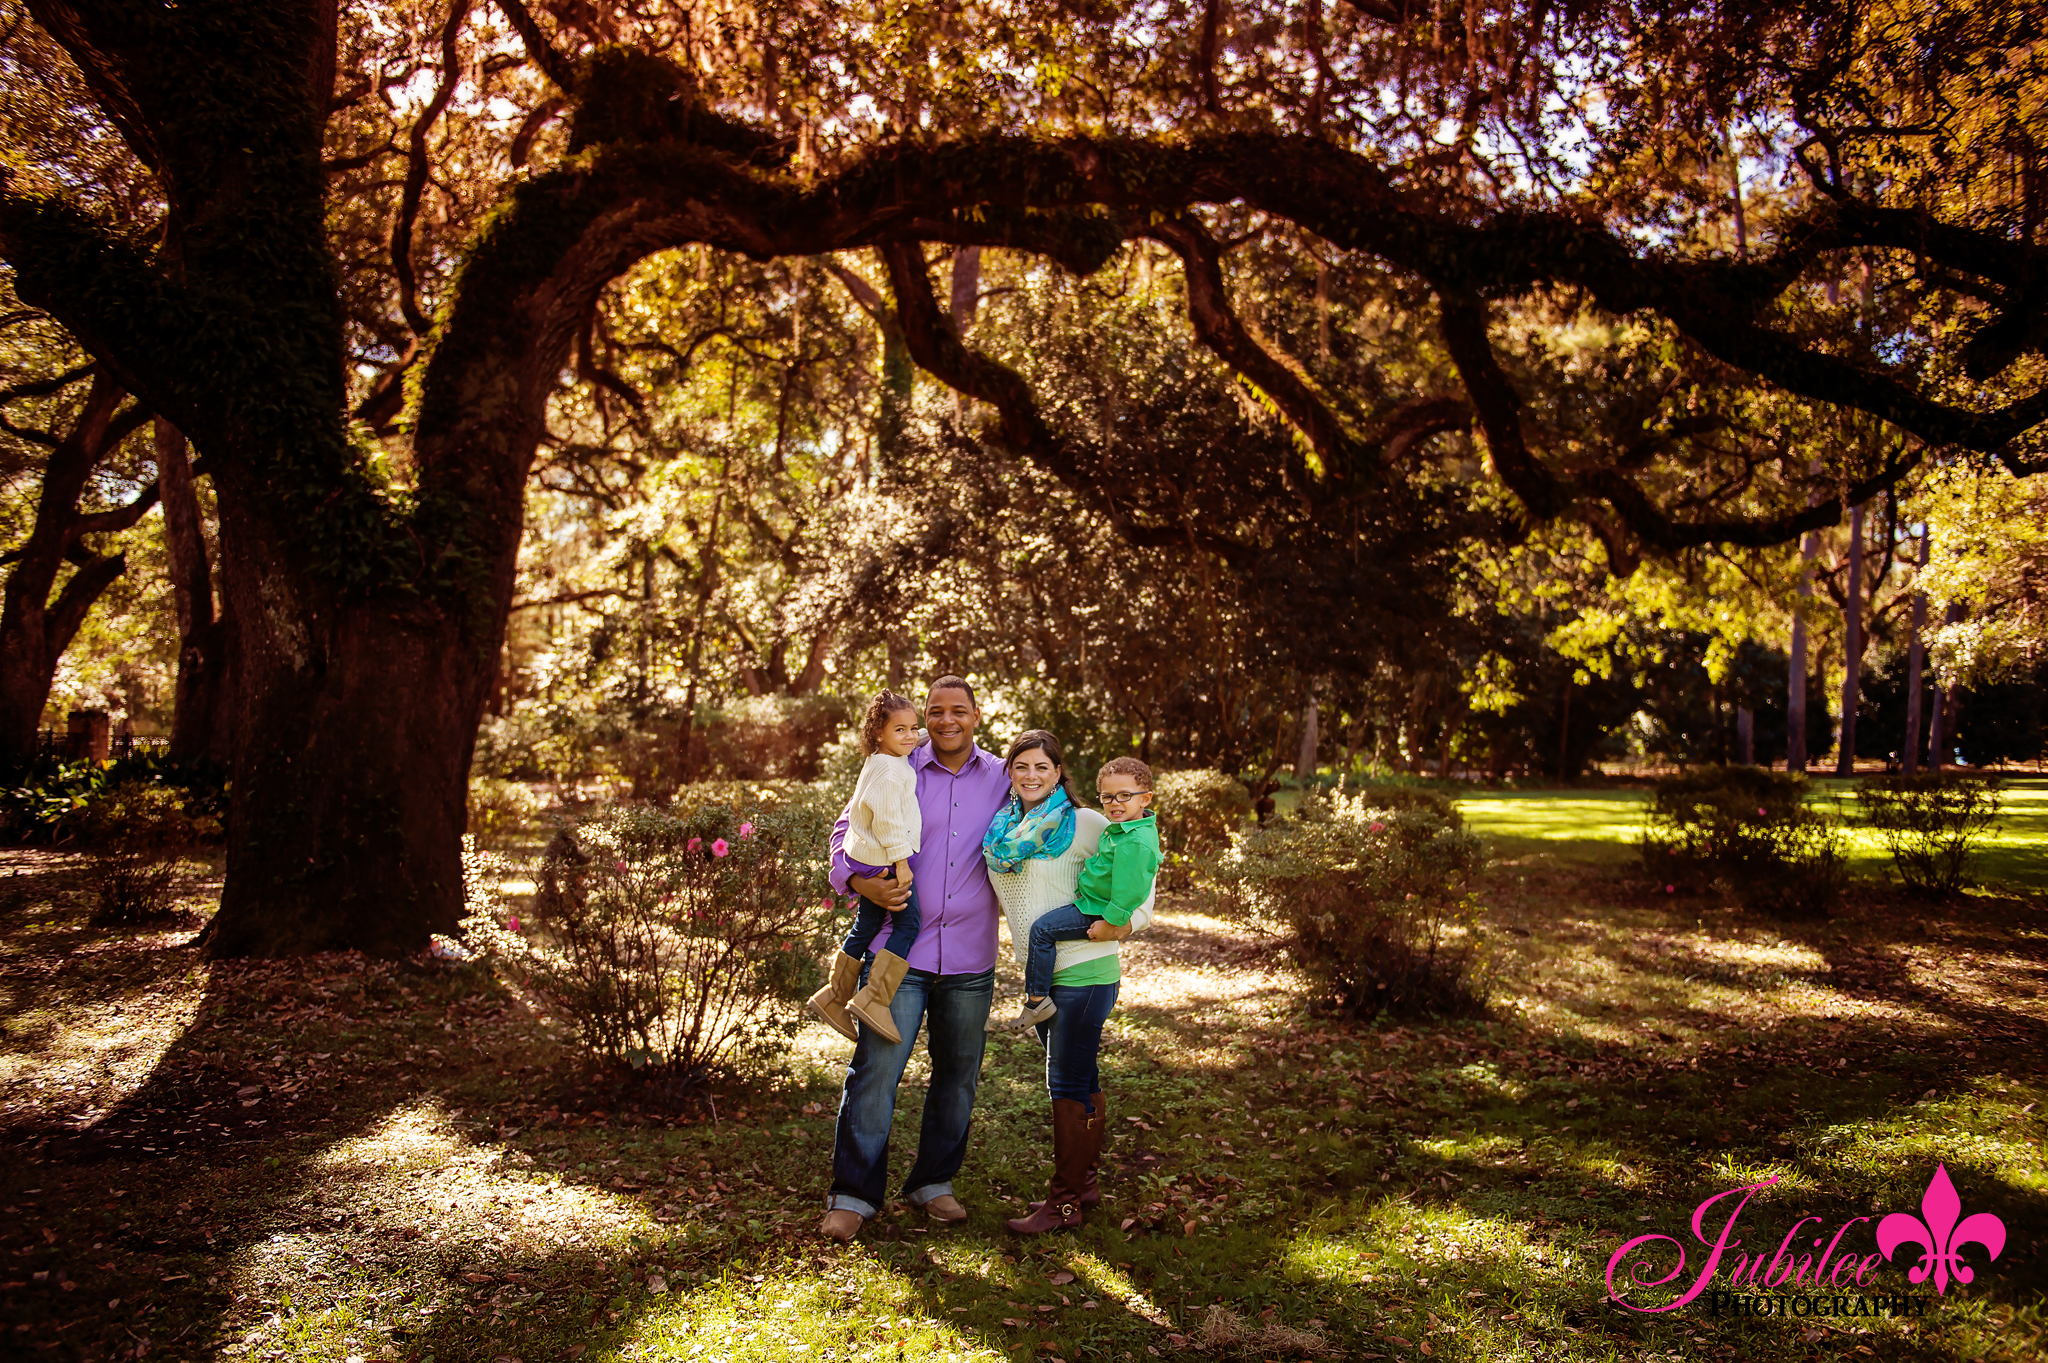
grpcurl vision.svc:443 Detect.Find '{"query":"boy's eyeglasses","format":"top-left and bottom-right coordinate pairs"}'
top-left (1098, 790), bottom-right (1151, 806)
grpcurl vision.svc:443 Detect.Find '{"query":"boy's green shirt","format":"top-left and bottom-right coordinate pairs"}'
top-left (1075, 809), bottom-right (1161, 926)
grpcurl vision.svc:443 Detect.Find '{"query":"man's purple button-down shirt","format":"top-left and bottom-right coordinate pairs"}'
top-left (829, 740), bottom-right (1011, 976)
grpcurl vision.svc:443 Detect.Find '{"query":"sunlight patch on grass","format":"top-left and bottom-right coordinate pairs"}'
top-left (0, 952), bottom-right (204, 1102)
top-left (618, 1268), bottom-right (1006, 1362)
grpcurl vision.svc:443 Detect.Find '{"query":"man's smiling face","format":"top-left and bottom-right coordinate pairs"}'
top-left (924, 685), bottom-right (979, 758)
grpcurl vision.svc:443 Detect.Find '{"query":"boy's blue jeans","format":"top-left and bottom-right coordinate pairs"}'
top-left (841, 882), bottom-right (921, 959)
top-left (1024, 903), bottom-right (1099, 998)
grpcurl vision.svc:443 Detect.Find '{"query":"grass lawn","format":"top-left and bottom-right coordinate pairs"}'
top-left (1461, 777), bottom-right (2048, 890)
top-left (2, 805), bottom-right (2044, 1363)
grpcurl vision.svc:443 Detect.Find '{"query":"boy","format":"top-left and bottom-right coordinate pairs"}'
top-left (1004, 756), bottom-right (1161, 1028)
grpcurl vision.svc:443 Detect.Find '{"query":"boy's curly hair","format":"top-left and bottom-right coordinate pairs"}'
top-left (1098, 755), bottom-right (1154, 789)
top-left (861, 691), bottom-right (919, 755)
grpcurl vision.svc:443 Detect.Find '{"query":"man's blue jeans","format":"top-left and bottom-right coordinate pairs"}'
top-left (827, 964), bottom-right (994, 1217)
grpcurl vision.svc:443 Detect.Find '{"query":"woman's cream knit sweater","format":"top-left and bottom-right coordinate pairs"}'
top-left (989, 807), bottom-right (1155, 975)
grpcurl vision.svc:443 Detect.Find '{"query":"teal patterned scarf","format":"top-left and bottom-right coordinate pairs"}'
top-left (981, 786), bottom-right (1077, 873)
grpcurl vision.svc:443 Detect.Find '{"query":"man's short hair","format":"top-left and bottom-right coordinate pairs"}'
top-left (927, 675), bottom-right (978, 709)
top-left (1098, 756), bottom-right (1153, 788)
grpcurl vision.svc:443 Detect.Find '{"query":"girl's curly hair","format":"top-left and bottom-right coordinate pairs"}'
top-left (861, 691), bottom-right (919, 755)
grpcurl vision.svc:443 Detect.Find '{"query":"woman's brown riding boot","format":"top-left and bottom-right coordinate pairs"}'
top-left (1007, 1099), bottom-right (1093, 1234)
top-left (805, 951), bottom-right (862, 1042)
top-left (1079, 1091), bottom-right (1106, 1207)
top-left (845, 950), bottom-right (909, 1045)
top-left (1030, 1092), bottom-right (1105, 1211)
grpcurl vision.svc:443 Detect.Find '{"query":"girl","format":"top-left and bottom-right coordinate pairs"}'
top-left (807, 692), bottom-right (922, 1045)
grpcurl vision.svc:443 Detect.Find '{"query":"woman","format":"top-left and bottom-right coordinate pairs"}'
top-left (981, 730), bottom-right (1152, 1234)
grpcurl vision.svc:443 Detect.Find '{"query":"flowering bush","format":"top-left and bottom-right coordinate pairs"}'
top-left (1213, 785), bottom-right (1488, 1016)
top-left (462, 795), bottom-right (834, 1089)
top-left (1641, 766), bottom-right (1845, 917)
top-left (1855, 772), bottom-right (2003, 895)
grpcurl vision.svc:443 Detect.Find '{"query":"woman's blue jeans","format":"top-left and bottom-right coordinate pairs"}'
top-left (1034, 980), bottom-right (1119, 1107)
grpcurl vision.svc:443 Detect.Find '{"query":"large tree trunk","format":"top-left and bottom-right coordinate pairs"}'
top-left (202, 594), bottom-right (491, 956)
top-left (156, 419), bottom-right (236, 767)
top-left (0, 373), bottom-right (151, 770)
top-left (1836, 502), bottom-right (1865, 776)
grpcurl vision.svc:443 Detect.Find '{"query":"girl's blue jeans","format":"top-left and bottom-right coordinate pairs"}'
top-left (1034, 980), bottom-right (1119, 1105)
top-left (841, 881), bottom-right (921, 959)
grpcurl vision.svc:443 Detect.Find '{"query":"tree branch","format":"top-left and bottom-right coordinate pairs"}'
top-left (491, 0), bottom-right (580, 92)
top-left (393, 0), bottom-right (473, 336)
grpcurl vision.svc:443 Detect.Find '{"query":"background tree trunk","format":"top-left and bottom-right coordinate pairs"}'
top-left (1294, 679), bottom-right (1320, 781)
top-left (0, 373), bottom-right (151, 770)
top-left (1736, 705), bottom-right (1754, 765)
top-left (1788, 527), bottom-right (1819, 772)
top-left (1902, 528), bottom-right (1930, 774)
top-left (1926, 601), bottom-right (1967, 769)
top-left (156, 419), bottom-right (236, 767)
top-left (1836, 501), bottom-right (1865, 775)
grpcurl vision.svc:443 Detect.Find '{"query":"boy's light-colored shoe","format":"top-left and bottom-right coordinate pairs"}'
top-left (996, 995), bottom-right (1057, 1031)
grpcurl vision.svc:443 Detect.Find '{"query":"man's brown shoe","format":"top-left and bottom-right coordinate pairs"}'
top-left (919, 1194), bottom-right (968, 1225)
top-left (818, 1208), bottom-right (863, 1243)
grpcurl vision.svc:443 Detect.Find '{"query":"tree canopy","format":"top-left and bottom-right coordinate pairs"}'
top-left (2, 0), bottom-right (2045, 952)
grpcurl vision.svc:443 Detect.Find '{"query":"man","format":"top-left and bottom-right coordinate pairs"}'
top-left (819, 677), bottom-right (1010, 1240)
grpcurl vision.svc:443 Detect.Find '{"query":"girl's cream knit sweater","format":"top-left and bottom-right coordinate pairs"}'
top-left (990, 807), bottom-right (1155, 974)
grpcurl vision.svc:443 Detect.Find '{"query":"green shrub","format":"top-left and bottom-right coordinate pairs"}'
top-left (467, 776), bottom-right (547, 845)
top-left (462, 797), bottom-right (835, 1091)
top-left (0, 752), bottom-right (227, 843)
top-left (77, 781), bottom-right (199, 923)
top-left (1856, 772), bottom-right (2003, 895)
top-left (1642, 765), bottom-right (1846, 917)
top-left (1151, 769), bottom-right (1251, 889)
top-left (1213, 786), bottom-right (1488, 1016)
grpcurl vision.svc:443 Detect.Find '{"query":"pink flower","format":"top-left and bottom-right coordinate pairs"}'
top-left (739, 822), bottom-right (754, 839)
top-left (507, 916), bottom-right (521, 932)
top-left (688, 837), bottom-right (702, 853)
top-left (1758, 807), bottom-right (1768, 817)
top-left (712, 839), bottom-right (730, 857)
top-left (1665, 884), bottom-right (1676, 894)
top-left (1370, 822), bottom-right (1385, 833)
top-left (614, 860), bottom-right (627, 871)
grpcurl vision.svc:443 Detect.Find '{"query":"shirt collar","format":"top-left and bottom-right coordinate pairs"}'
top-left (912, 739), bottom-right (997, 775)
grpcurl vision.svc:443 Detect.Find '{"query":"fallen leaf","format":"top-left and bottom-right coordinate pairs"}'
top-left (1120, 1217), bottom-right (1136, 1231)
top-left (1048, 1270), bottom-right (1075, 1285)
top-left (463, 1273), bottom-right (495, 1284)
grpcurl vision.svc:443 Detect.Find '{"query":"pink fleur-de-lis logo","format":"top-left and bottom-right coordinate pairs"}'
top-left (1876, 1163), bottom-right (2006, 1295)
